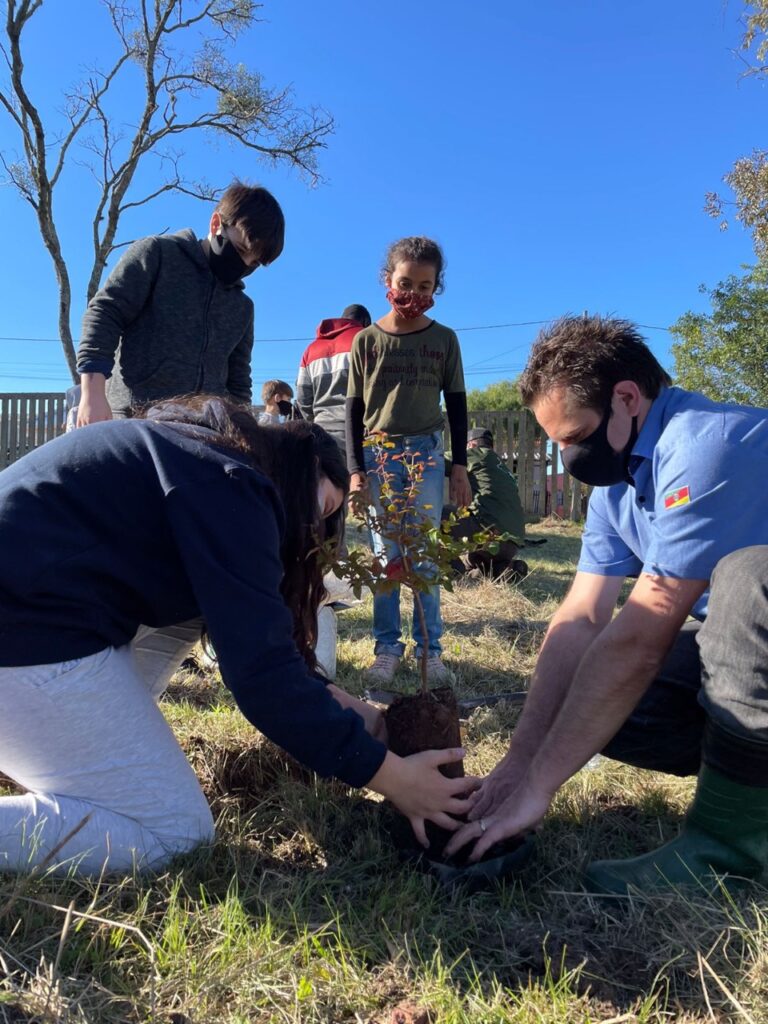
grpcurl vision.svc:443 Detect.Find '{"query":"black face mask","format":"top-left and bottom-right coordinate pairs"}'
top-left (277, 400), bottom-right (293, 418)
top-left (207, 231), bottom-right (256, 286)
top-left (560, 404), bottom-right (638, 486)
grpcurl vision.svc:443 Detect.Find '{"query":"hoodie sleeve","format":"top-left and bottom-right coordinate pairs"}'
top-left (163, 471), bottom-right (386, 787)
top-left (295, 346), bottom-right (315, 422)
top-left (77, 236), bottom-right (162, 378)
top-left (226, 305), bottom-right (254, 403)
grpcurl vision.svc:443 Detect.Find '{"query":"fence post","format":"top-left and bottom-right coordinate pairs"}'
top-left (0, 393), bottom-right (66, 468)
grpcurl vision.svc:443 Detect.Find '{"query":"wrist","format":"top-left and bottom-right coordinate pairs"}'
top-left (524, 754), bottom-right (562, 801)
top-left (366, 750), bottom-right (401, 799)
top-left (81, 372), bottom-right (106, 396)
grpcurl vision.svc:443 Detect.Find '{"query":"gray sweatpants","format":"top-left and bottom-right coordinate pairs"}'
top-left (0, 622), bottom-right (215, 876)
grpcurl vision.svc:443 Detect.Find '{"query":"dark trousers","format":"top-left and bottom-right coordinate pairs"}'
top-left (603, 546), bottom-right (768, 786)
top-left (444, 508), bottom-right (521, 577)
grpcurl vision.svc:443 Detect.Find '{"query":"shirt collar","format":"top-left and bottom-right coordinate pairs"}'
top-left (627, 386), bottom-right (676, 477)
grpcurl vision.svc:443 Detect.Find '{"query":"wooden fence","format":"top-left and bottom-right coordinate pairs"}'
top-left (466, 408), bottom-right (590, 521)
top-left (0, 393), bottom-right (67, 470)
top-left (0, 395), bottom-right (589, 521)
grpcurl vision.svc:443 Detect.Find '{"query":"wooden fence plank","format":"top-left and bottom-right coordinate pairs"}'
top-left (0, 393), bottom-right (64, 468)
top-left (0, 394), bottom-right (592, 522)
top-left (549, 439), bottom-right (559, 518)
top-left (0, 397), bottom-right (9, 470)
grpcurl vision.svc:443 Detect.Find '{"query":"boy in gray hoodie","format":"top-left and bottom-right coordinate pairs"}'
top-left (76, 182), bottom-right (284, 423)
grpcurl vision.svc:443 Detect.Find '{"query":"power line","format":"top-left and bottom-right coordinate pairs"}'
top-left (0, 317), bottom-right (674, 347)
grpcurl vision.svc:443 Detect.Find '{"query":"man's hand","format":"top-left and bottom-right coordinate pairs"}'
top-left (465, 750), bottom-right (531, 821)
top-left (449, 464), bottom-right (472, 508)
top-left (444, 775), bottom-right (551, 861)
top-left (77, 373), bottom-right (112, 427)
top-left (367, 749), bottom-right (480, 848)
top-left (327, 684), bottom-right (387, 744)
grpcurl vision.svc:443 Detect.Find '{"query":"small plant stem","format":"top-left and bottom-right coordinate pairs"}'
top-left (412, 588), bottom-right (430, 695)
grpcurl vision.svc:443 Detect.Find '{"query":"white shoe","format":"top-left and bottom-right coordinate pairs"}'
top-left (363, 652), bottom-right (401, 684)
top-left (420, 654), bottom-right (453, 683)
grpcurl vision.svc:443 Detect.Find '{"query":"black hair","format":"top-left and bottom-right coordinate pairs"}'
top-left (217, 181), bottom-right (285, 265)
top-left (519, 315), bottom-right (672, 410)
top-left (341, 304), bottom-right (372, 327)
top-left (381, 236), bottom-right (446, 294)
top-left (140, 395), bottom-right (348, 670)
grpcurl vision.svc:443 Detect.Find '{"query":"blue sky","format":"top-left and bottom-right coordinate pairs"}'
top-left (0, 0), bottom-right (762, 395)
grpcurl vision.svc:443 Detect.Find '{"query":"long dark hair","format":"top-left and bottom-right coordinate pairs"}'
top-left (141, 395), bottom-right (348, 670)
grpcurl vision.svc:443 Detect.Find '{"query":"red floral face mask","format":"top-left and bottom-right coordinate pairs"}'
top-left (386, 287), bottom-right (435, 320)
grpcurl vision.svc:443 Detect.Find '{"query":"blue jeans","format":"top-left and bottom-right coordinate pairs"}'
top-left (364, 432), bottom-right (445, 657)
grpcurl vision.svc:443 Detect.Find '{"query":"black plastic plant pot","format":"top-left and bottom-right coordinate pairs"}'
top-left (403, 835), bottom-right (535, 893)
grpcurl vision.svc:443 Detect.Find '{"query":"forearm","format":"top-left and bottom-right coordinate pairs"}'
top-left (444, 391), bottom-right (468, 466)
top-left (527, 625), bottom-right (666, 795)
top-left (226, 329), bottom-right (253, 403)
top-left (504, 614), bottom-right (606, 766)
top-left (345, 396), bottom-right (366, 474)
top-left (77, 236), bottom-right (159, 377)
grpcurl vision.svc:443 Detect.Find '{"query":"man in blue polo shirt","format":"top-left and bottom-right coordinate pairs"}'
top-left (445, 314), bottom-right (768, 895)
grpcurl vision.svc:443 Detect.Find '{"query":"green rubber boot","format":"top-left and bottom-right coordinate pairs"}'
top-left (584, 765), bottom-right (768, 896)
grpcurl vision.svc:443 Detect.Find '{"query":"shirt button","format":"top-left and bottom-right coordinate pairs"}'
top-left (638, 496), bottom-right (646, 504)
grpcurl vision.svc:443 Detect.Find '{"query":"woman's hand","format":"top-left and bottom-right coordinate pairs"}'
top-left (367, 749), bottom-right (480, 847)
top-left (444, 776), bottom-right (551, 861)
top-left (349, 472), bottom-right (369, 504)
top-left (327, 684), bottom-right (387, 744)
top-left (449, 464), bottom-right (472, 508)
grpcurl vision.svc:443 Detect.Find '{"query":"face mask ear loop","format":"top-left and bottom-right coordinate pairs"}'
top-left (623, 415), bottom-right (639, 484)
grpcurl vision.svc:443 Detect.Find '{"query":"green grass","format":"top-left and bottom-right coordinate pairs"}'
top-left (1, 520), bottom-right (767, 1022)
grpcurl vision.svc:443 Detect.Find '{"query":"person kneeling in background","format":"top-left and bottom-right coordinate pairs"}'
top-left (445, 428), bottom-right (530, 582)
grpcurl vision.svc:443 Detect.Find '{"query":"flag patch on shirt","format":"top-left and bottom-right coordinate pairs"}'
top-left (664, 486), bottom-right (690, 509)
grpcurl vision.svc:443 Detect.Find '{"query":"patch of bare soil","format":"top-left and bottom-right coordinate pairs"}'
top-left (183, 734), bottom-right (315, 813)
top-left (163, 673), bottom-right (221, 709)
top-left (388, 1004), bottom-right (431, 1024)
top-left (0, 1005), bottom-right (38, 1023)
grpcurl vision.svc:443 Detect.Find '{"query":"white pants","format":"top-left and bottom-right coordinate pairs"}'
top-left (0, 621), bottom-right (214, 876)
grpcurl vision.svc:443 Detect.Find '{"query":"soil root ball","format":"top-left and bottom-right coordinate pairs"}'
top-left (384, 686), bottom-right (464, 778)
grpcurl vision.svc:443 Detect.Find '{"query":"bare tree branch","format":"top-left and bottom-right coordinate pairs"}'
top-left (1, 0), bottom-right (334, 375)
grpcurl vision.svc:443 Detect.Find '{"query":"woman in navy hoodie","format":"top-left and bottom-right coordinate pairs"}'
top-left (0, 396), bottom-right (471, 876)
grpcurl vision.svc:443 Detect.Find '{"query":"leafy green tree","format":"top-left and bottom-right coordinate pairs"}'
top-left (0, 0), bottom-right (333, 379)
top-left (466, 378), bottom-right (522, 411)
top-left (706, 2), bottom-right (768, 257)
top-left (670, 265), bottom-right (768, 407)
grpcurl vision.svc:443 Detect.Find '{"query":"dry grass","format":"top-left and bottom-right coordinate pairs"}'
top-left (1, 521), bottom-right (767, 1022)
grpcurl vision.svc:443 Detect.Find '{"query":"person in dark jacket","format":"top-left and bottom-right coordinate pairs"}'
top-left (0, 397), bottom-right (472, 877)
top-left (76, 182), bottom-right (285, 424)
top-left (445, 428), bottom-right (529, 581)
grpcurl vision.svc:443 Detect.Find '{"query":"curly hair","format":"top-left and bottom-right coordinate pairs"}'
top-left (381, 236), bottom-right (446, 294)
top-left (519, 315), bottom-right (672, 410)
